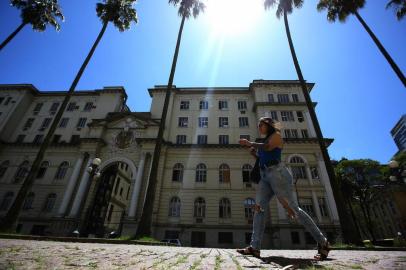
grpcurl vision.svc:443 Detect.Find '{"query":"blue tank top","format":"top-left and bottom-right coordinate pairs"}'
top-left (258, 147), bottom-right (282, 167)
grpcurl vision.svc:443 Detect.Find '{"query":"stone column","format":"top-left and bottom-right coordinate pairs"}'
top-left (317, 156), bottom-right (339, 222)
top-left (128, 153), bottom-right (146, 218)
top-left (311, 191), bottom-right (323, 222)
top-left (68, 159), bottom-right (92, 217)
top-left (57, 156), bottom-right (84, 217)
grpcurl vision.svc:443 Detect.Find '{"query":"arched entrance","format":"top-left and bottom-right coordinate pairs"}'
top-left (83, 158), bottom-right (137, 237)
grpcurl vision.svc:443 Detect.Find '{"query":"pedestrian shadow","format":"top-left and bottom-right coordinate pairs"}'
top-left (259, 256), bottom-right (334, 269)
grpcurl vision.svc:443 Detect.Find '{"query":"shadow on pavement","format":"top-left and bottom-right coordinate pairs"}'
top-left (260, 256), bottom-right (335, 269)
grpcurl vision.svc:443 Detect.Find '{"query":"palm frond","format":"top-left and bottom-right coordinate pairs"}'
top-left (96, 0), bottom-right (138, 32)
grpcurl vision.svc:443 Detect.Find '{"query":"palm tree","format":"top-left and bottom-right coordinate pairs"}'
top-left (135, 0), bottom-right (205, 238)
top-left (0, 0), bottom-right (64, 51)
top-left (317, 0), bottom-right (405, 87)
top-left (264, 0), bottom-right (363, 245)
top-left (0, 0), bottom-right (138, 233)
top-left (386, 0), bottom-right (406, 20)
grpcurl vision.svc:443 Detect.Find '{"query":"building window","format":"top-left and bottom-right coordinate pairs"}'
top-left (194, 197), bottom-right (206, 217)
top-left (55, 161), bottom-right (69, 180)
top-left (77, 118), bottom-right (87, 128)
top-left (52, 135), bottom-right (61, 144)
top-left (219, 135), bottom-right (229, 145)
top-left (219, 198), bottom-right (231, 218)
top-left (244, 198), bottom-right (255, 219)
top-left (218, 100), bottom-right (228, 110)
top-left (301, 129), bottom-right (309, 138)
top-left (291, 166), bottom-right (307, 179)
top-left (22, 192), bottom-right (35, 210)
top-left (239, 117), bottom-right (249, 127)
top-left (284, 129), bottom-right (298, 138)
top-left (84, 102), bottom-right (94, 112)
top-left (176, 135), bottom-right (187, 144)
top-left (0, 192), bottom-right (13, 211)
top-left (219, 117), bottom-right (229, 128)
top-left (0, 161), bottom-right (10, 178)
top-left (178, 117), bottom-right (188, 127)
top-left (218, 232), bottom-right (233, 244)
top-left (4, 97), bottom-right (12, 105)
top-left (291, 156), bottom-right (305, 164)
top-left (40, 118), bottom-right (52, 130)
top-left (281, 111), bottom-right (294, 121)
top-left (305, 232), bottom-right (316, 244)
top-left (198, 117), bottom-right (208, 128)
top-left (15, 160), bottom-right (29, 183)
top-left (59, 118), bottom-right (69, 128)
top-left (238, 101), bottom-right (247, 110)
top-left (49, 102), bottom-right (59, 114)
top-left (36, 161), bottom-right (49, 179)
top-left (180, 100), bottom-right (190, 110)
top-left (200, 100), bottom-right (208, 110)
top-left (291, 231), bottom-right (301, 244)
top-left (196, 163), bottom-right (207, 182)
top-left (277, 94), bottom-right (290, 103)
top-left (23, 118), bottom-right (35, 130)
top-left (292, 94), bottom-right (299, 102)
top-left (242, 164), bottom-right (252, 183)
top-left (172, 163), bottom-right (184, 182)
top-left (0, 97), bottom-right (4, 104)
top-left (297, 111), bottom-right (304, 122)
top-left (42, 193), bottom-right (56, 212)
top-left (268, 94), bottom-right (274, 103)
top-left (197, 135), bottom-right (207, 145)
top-left (300, 198), bottom-right (315, 217)
top-left (270, 111), bottom-right (278, 121)
top-left (240, 135), bottom-right (250, 141)
top-left (169, 197), bottom-right (181, 217)
top-left (318, 198), bottom-right (329, 217)
top-left (33, 103), bottom-right (43, 114)
top-left (33, 135), bottom-right (44, 144)
top-left (219, 164), bottom-right (230, 183)
top-left (15, 134), bottom-right (25, 143)
top-left (310, 166), bottom-right (319, 179)
top-left (70, 135), bottom-right (80, 144)
top-left (67, 102), bottom-right (77, 111)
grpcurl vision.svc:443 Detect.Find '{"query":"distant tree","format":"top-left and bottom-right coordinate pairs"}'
top-left (386, 0), bottom-right (406, 20)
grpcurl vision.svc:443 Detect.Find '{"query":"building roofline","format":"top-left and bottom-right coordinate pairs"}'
top-left (390, 114), bottom-right (406, 135)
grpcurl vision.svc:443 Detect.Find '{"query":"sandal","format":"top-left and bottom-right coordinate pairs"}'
top-left (236, 246), bottom-right (261, 258)
top-left (314, 242), bottom-right (331, 260)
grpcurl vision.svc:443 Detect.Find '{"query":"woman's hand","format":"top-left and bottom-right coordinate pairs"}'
top-left (238, 139), bottom-right (252, 147)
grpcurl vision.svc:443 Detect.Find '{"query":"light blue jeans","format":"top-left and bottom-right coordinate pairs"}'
top-left (250, 163), bottom-right (328, 250)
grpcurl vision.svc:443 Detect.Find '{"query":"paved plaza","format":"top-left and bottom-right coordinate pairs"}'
top-left (0, 239), bottom-right (405, 269)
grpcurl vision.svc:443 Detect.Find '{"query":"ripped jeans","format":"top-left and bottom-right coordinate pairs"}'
top-left (250, 164), bottom-right (328, 250)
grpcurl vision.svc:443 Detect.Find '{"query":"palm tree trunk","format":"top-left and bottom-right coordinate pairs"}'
top-left (283, 10), bottom-right (363, 245)
top-left (354, 11), bottom-right (405, 87)
top-left (135, 15), bottom-right (186, 238)
top-left (0, 23), bottom-right (26, 51)
top-left (0, 22), bottom-right (109, 233)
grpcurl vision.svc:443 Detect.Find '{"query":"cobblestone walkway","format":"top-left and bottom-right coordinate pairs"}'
top-left (0, 239), bottom-right (405, 269)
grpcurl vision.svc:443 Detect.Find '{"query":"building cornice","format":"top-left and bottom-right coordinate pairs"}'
top-left (253, 101), bottom-right (318, 111)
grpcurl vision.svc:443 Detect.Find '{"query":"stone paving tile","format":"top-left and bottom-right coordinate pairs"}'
top-left (0, 239), bottom-right (406, 270)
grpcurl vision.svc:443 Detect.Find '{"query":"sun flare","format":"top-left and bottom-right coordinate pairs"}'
top-left (205, 0), bottom-right (263, 36)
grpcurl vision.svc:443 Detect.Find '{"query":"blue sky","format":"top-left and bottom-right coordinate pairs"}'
top-left (0, 0), bottom-right (405, 163)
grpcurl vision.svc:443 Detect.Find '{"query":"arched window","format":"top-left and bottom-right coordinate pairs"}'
top-left (194, 197), bottom-right (206, 217)
top-left (0, 161), bottom-right (10, 178)
top-left (168, 197), bottom-right (181, 217)
top-left (43, 193), bottom-right (56, 212)
top-left (172, 163), bottom-right (184, 182)
top-left (219, 198), bottom-right (231, 218)
top-left (289, 156), bottom-right (307, 179)
top-left (242, 164), bottom-right (252, 183)
top-left (244, 198), bottom-right (255, 219)
top-left (14, 160), bottom-right (29, 183)
top-left (22, 192), bottom-right (35, 210)
top-left (0, 192), bottom-right (14, 211)
top-left (55, 161), bottom-right (69, 180)
top-left (219, 164), bottom-right (230, 183)
top-left (195, 163), bottom-right (207, 183)
top-left (36, 161), bottom-right (49, 179)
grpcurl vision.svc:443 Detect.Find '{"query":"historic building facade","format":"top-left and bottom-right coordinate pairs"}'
top-left (0, 80), bottom-right (340, 248)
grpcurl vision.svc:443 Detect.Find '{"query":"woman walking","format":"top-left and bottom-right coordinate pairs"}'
top-left (237, 117), bottom-right (330, 260)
